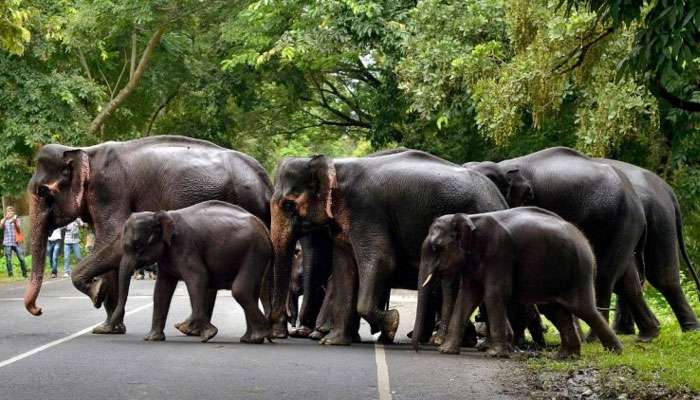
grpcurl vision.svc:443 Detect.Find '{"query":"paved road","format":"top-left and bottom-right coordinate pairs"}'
top-left (0, 279), bottom-right (525, 400)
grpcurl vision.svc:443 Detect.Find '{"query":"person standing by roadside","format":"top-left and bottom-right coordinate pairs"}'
top-left (1, 206), bottom-right (27, 278)
top-left (63, 218), bottom-right (84, 277)
top-left (47, 228), bottom-right (62, 279)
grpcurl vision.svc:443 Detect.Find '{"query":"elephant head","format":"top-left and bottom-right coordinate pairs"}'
top-left (269, 155), bottom-right (337, 335)
top-left (413, 214), bottom-right (477, 351)
top-left (463, 161), bottom-right (533, 207)
top-left (110, 211), bottom-right (173, 327)
top-left (25, 144), bottom-right (91, 315)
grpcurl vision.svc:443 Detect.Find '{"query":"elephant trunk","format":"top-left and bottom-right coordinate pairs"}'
top-left (110, 256), bottom-right (136, 327)
top-left (270, 202), bottom-right (295, 335)
top-left (24, 195), bottom-right (51, 316)
top-left (413, 259), bottom-right (434, 352)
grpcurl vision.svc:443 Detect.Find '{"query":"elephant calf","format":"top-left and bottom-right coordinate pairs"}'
top-left (110, 201), bottom-right (272, 343)
top-left (413, 207), bottom-right (623, 358)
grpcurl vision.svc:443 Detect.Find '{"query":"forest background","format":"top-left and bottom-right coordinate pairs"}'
top-left (1, 0), bottom-right (699, 293)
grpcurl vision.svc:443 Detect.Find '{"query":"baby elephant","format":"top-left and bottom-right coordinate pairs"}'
top-left (413, 207), bottom-right (623, 358)
top-left (110, 201), bottom-right (272, 343)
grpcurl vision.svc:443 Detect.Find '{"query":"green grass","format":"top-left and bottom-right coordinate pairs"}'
top-left (527, 281), bottom-right (700, 393)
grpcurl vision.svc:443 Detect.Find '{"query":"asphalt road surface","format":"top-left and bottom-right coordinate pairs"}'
top-left (0, 278), bottom-right (525, 400)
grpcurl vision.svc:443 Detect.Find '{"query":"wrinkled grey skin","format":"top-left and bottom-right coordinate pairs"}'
top-left (414, 208), bottom-right (623, 358)
top-left (25, 136), bottom-right (272, 336)
top-left (464, 147), bottom-right (660, 341)
top-left (112, 201), bottom-right (271, 343)
top-left (600, 159), bottom-right (700, 333)
top-left (270, 149), bottom-right (507, 345)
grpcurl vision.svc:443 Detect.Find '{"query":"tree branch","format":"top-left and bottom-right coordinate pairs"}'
top-left (552, 27), bottom-right (614, 74)
top-left (77, 48), bottom-right (92, 81)
top-left (651, 77), bottom-right (700, 112)
top-left (130, 29), bottom-right (137, 79)
top-left (146, 88), bottom-right (180, 135)
top-left (89, 25), bottom-right (167, 135)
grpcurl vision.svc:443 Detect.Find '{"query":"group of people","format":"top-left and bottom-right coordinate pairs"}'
top-left (1, 207), bottom-right (86, 279)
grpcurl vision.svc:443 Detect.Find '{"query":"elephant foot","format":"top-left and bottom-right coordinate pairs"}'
top-left (289, 326), bottom-right (313, 338)
top-left (241, 328), bottom-right (270, 344)
top-left (309, 330), bottom-right (326, 341)
top-left (175, 319), bottom-right (200, 336)
top-left (88, 279), bottom-right (107, 309)
top-left (271, 321), bottom-right (288, 339)
top-left (144, 330), bottom-right (166, 341)
top-left (636, 326), bottom-right (660, 343)
top-left (199, 323), bottom-right (218, 343)
top-left (680, 322), bottom-right (700, 332)
top-left (319, 331), bottom-right (352, 346)
top-left (378, 309), bottom-right (399, 344)
top-left (437, 343), bottom-right (460, 355)
top-left (486, 344), bottom-right (512, 358)
top-left (92, 321), bottom-right (126, 335)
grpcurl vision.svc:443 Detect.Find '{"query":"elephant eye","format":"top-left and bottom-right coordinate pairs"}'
top-left (61, 167), bottom-right (70, 177)
top-left (282, 199), bottom-right (296, 213)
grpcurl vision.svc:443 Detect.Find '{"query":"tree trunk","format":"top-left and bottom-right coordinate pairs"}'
top-left (88, 26), bottom-right (166, 135)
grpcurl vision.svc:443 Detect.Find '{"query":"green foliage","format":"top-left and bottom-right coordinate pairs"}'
top-left (0, 0), bottom-right (31, 55)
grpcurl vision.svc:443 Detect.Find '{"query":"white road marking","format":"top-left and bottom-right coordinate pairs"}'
top-left (374, 343), bottom-right (393, 400)
top-left (0, 302), bottom-right (153, 369)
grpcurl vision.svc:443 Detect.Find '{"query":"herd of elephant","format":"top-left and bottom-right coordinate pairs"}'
top-left (21, 135), bottom-right (700, 359)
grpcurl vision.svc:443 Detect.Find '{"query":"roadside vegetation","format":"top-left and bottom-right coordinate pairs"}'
top-left (527, 281), bottom-right (700, 396)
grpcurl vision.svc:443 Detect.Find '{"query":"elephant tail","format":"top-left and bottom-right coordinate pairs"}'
top-left (635, 222), bottom-right (647, 284)
top-left (672, 193), bottom-right (700, 302)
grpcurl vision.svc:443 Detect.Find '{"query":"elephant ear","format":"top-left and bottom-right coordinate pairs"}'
top-left (452, 214), bottom-right (477, 252)
top-left (62, 149), bottom-right (90, 210)
top-left (307, 155), bottom-right (337, 219)
top-left (506, 169), bottom-right (534, 206)
top-left (155, 211), bottom-right (175, 246)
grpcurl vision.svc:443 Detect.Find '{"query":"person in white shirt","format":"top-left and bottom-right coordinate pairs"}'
top-left (47, 228), bottom-right (62, 279)
top-left (63, 219), bottom-right (85, 277)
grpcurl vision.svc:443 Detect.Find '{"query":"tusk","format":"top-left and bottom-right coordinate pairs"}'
top-left (422, 273), bottom-right (433, 288)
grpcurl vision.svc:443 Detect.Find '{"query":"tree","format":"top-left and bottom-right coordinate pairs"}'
top-left (0, 0), bottom-right (31, 55)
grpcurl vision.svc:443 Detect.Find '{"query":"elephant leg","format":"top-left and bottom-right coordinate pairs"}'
top-left (182, 268), bottom-right (218, 343)
top-left (568, 300), bottom-right (623, 354)
top-left (308, 282), bottom-right (333, 340)
top-left (233, 256), bottom-right (270, 344)
top-left (508, 303), bottom-right (529, 349)
top-left (483, 292), bottom-right (513, 358)
top-left (350, 229), bottom-right (399, 343)
top-left (615, 264), bottom-right (660, 342)
top-left (541, 304), bottom-right (580, 359)
top-left (439, 280), bottom-right (482, 355)
top-left (144, 272), bottom-right (178, 341)
top-left (612, 295), bottom-right (636, 335)
top-left (320, 243), bottom-right (358, 346)
top-left (432, 277), bottom-right (457, 346)
top-left (176, 289), bottom-right (217, 337)
top-left (646, 263), bottom-right (700, 332)
top-left (84, 241), bottom-right (126, 335)
top-left (525, 305), bottom-right (546, 347)
top-left (298, 231), bottom-right (332, 333)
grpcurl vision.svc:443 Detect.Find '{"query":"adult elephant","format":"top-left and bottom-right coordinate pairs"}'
top-left (601, 159), bottom-right (700, 333)
top-left (269, 150), bottom-right (508, 344)
top-left (24, 135), bottom-right (273, 334)
top-left (464, 147), bottom-right (660, 341)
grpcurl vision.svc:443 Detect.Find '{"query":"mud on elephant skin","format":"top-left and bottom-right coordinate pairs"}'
top-left (112, 201), bottom-right (272, 343)
top-left (464, 147), bottom-right (660, 342)
top-left (413, 208), bottom-right (623, 358)
top-left (25, 135), bottom-right (273, 335)
top-left (269, 149), bottom-right (508, 344)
